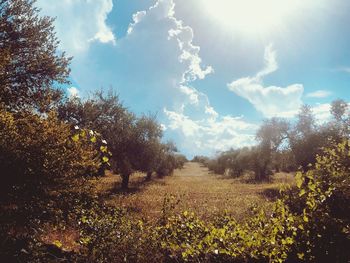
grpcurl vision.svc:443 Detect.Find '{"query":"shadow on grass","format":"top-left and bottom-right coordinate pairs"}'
top-left (259, 188), bottom-right (281, 201)
top-left (103, 175), bottom-right (167, 196)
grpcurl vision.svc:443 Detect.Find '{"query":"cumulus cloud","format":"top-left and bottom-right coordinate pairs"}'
top-left (306, 90), bottom-right (332, 98)
top-left (126, 0), bottom-right (213, 84)
top-left (164, 109), bottom-right (257, 157)
top-left (122, 0), bottom-right (255, 156)
top-left (228, 45), bottom-right (304, 118)
top-left (36, 0), bottom-right (115, 55)
top-left (37, 0), bottom-right (259, 157)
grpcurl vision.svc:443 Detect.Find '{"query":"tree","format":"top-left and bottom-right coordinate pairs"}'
top-left (156, 141), bottom-right (178, 177)
top-left (256, 118), bottom-right (290, 152)
top-left (133, 114), bottom-right (163, 181)
top-left (331, 99), bottom-right (348, 122)
top-left (0, 0), bottom-right (71, 111)
top-left (295, 104), bottom-right (316, 136)
top-left (59, 91), bottom-right (135, 189)
top-left (255, 118), bottom-right (290, 179)
top-left (330, 99), bottom-right (350, 138)
top-left (58, 92), bottom-right (173, 189)
top-left (290, 105), bottom-right (323, 170)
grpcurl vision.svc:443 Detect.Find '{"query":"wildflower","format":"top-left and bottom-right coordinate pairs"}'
top-left (102, 139), bottom-right (107, 144)
top-left (74, 125), bottom-right (79, 130)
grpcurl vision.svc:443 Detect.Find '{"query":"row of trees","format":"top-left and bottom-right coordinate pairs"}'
top-left (196, 100), bottom-right (350, 181)
top-left (57, 93), bottom-right (187, 189)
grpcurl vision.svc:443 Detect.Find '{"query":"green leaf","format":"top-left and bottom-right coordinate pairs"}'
top-left (295, 172), bottom-right (303, 188)
top-left (90, 136), bottom-right (96, 143)
top-left (297, 253), bottom-right (304, 259)
top-left (53, 240), bottom-right (62, 248)
top-left (307, 182), bottom-right (316, 192)
top-left (299, 189), bottom-right (306, 197)
top-left (72, 134), bottom-right (79, 142)
top-left (303, 209), bottom-right (309, 222)
top-left (80, 130), bottom-right (86, 137)
top-left (100, 145), bottom-right (107, 153)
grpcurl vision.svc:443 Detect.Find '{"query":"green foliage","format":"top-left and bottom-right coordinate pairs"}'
top-left (0, 0), bottom-right (71, 112)
top-left (58, 92), bottom-right (177, 189)
top-left (0, 109), bottom-right (100, 200)
top-left (0, 107), bottom-right (103, 261)
top-left (2, 139), bottom-right (348, 262)
top-left (205, 146), bottom-right (273, 181)
top-left (284, 139), bottom-right (350, 262)
top-left (174, 154), bottom-right (188, 169)
top-left (156, 139), bottom-right (350, 262)
top-left (71, 126), bottom-right (112, 175)
top-left (157, 196), bottom-right (297, 263)
top-left (77, 199), bottom-right (162, 263)
top-left (73, 139), bottom-right (350, 263)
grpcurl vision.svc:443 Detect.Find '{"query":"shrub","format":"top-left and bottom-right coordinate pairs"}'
top-left (284, 139), bottom-right (350, 262)
top-left (77, 199), bottom-right (163, 263)
top-left (0, 109), bottom-right (100, 202)
top-left (0, 107), bottom-right (103, 261)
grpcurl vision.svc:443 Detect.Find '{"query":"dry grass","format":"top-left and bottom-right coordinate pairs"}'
top-left (97, 162), bottom-right (295, 222)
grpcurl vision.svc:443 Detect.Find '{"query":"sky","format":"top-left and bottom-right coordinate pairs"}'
top-left (36, 0), bottom-right (350, 158)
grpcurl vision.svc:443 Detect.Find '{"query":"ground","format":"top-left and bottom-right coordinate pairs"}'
top-left (97, 162), bottom-right (295, 222)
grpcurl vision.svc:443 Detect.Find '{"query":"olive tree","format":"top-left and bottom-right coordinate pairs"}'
top-left (0, 0), bottom-right (71, 111)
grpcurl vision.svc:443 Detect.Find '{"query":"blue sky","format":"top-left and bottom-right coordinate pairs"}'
top-left (37, 0), bottom-right (350, 158)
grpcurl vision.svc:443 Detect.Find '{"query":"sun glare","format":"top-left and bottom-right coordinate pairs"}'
top-left (203, 0), bottom-right (304, 35)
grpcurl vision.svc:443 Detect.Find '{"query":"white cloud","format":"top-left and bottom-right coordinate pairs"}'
top-left (256, 44), bottom-right (278, 78)
top-left (67, 86), bottom-right (79, 98)
top-left (228, 45), bottom-right (304, 118)
top-left (122, 0), bottom-right (254, 157)
top-left (126, 0), bottom-right (213, 83)
top-left (179, 85), bottom-right (200, 105)
top-left (40, 0), bottom-right (262, 157)
top-left (306, 90), bottom-right (332, 98)
top-left (127, 11), bottom-right (147, 34)
top-left (36, 0), bottom-right (115, 56)
top-left (312, 103), bottom-right (331, 124)
top-left (164, 109), bottom-right (257, 157)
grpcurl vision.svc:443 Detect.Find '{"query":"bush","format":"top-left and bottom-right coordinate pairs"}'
top-left (284, 139), bottom-right (350, 262)
top-left (0, 108), bottom-right (103, 261)
top-left (77, 200), bottom-right (162, 263)
top-left (0, 109), bottom-right (100, 202)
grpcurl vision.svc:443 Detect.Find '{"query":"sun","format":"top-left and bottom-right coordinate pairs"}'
top-left (203, 0), bottom-right (304, 35)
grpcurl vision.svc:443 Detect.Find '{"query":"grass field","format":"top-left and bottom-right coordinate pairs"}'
top-left (96, 162), bottom-right (295, 222)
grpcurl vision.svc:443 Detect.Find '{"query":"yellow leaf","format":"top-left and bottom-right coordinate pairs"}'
top-left (295, 172), bottom-right (303, 188)
top-left (72, 134), bottom-right (79, 142)
top-left (53, 240), bottom-right (62, 248)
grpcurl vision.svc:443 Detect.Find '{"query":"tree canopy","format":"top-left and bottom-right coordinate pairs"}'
top-left (0, 0), bottom-right (71, 111)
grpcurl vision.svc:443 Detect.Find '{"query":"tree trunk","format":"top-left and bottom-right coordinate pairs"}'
top-left (146, 171), bottom-right (152, 181)
top-left (121, 173), bottom-right (130, 190)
